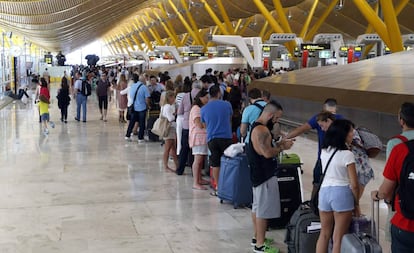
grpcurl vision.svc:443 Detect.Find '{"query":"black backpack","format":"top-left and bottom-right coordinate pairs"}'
top-left (398, 140), bottom-right (414, 219)
top-left (81, 80), bottom-right (92, 96)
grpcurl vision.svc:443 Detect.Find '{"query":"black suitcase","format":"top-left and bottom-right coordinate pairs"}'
top-left (285, 202), bottom-right (320, 253)
top-left (269, 154), bottom-right (303, 229)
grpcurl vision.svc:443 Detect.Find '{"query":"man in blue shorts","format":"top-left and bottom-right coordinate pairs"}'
top-left (201, 85), bottom-right (233, 196)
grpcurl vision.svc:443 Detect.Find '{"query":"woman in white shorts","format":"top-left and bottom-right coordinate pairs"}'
top-left (316, 119), bottom-right (360, 253)
top-left (189, 89), bottom-right (209, 190)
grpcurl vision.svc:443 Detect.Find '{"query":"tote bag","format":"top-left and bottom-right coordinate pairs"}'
top-left (151, 107), bottom-right (170, 137)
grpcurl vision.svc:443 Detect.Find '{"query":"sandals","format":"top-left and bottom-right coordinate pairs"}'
top-left (192, 185), bottom-right (207, 191)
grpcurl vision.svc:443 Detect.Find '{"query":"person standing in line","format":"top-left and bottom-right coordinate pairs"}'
top-left (240, 88), bottom-right (267, 145)
top-left (176, 80), bottom-right (201, 175)
top-left (161, 91), bottom-right (179, 172)
top-left (200, 85), bottom-right (233, 196)
top-left (125, 74), bottom-right (150, 143)
top-left (316, 119), bottom-right (360, 253)
top-left (316, 111), bottom-right (374, 200)
top-left (96, 72), bottom-right (111, 122)
top-left (286, 98), bottom-right (344, 196)
top-left (117, 74), bottom-right (128, 123)
top-left (56, 76), bottom-right (71, 123)
top-left (374, 102), bottom-right (414, 249)
top-left (189, 89), bottom-right (210, 190)
top-left (247, 101), bottom-right (293, 253)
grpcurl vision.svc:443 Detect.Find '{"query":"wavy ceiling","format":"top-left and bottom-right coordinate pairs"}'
top-left (0, 0), bottom-right (412, 53)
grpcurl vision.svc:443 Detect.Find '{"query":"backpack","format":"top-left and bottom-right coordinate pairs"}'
top-left (397, 140), bottom-right (414, 219)
top-left (355, 127), bottom-right (382, 158)
top-left (81, 80), bottom-right (92, 96)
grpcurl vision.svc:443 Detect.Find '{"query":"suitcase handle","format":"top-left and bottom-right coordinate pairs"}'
top-left (371, 199), bottom-right (380, 240)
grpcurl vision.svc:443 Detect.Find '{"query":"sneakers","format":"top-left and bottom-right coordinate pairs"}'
top-left (138, 139), bottom-right (145, 143)
top-left (251, 238), bottom-right (274, 247)
top-left (125, 136), bottom-right (131, 141)
top-left (253, 244), bottom-right (279, 253)
top-left (49, 121), bottom-right (55, 128)
top-left (43, 128), bottom-right (49, 135)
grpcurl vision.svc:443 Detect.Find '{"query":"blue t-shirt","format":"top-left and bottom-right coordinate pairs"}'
top-left (241, 100), bottom-right (267, 143)
top-left (130, 82), bottom-right (150, 112)
top-left (308, 113), bottom-right (344, 157)
top-left (201, 100), bottom-right (233, 142)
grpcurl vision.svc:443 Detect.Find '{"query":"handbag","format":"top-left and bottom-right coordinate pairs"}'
top-left (310, 148), bottom-right (338, 216)
top-left (126, 83), bottom-right (143, 120)
top-left (151, 115), bottom-right (170, 137)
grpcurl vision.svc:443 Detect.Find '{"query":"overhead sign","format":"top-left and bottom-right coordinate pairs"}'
top-left (300, 43), bottom-right (331, 51)
top-left (339, 46), bottom-right (348, 57)
top-left (354, 46), bottom-right (362, 58)
top-left (44, 54), bottom-right (53, 64)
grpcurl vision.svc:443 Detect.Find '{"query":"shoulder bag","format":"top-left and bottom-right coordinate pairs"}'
top-left (151, 106), bottom-right (171, 138)
top-left (310, 148), bottom-right (338, 216)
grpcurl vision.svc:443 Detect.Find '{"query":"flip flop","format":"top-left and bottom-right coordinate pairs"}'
top-left (192, 185), bottom-right (207, 191)
top-left (165, 167), bottom-right (176, 173)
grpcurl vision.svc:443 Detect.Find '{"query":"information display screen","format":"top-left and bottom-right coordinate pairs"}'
top-left (319, 50), bottom-right (333, 59)
top-left (339, 46), bottom-right (348, 57)
top-left (300, 43), bottom-right (331, 51)
top-left (354, 46), bottom-right (362, 58)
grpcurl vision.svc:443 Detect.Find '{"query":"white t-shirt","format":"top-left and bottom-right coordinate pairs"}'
top-left (320, 147), bottom-right (355, 187)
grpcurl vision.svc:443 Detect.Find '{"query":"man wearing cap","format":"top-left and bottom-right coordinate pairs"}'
top-left (286, 98), bottom-right (344, 196)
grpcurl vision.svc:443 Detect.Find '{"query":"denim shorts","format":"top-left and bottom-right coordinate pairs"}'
top-left (318, 186), bottom-right (354, 212)
top-left (41, 113), bottom-right (50, 122)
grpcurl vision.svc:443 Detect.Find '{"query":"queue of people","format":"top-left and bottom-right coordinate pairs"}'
top-left (25, 65), bottom-right (413, 253)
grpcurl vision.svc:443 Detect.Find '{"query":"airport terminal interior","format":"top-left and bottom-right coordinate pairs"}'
top-left (0, 0), bottom-right (414, 252)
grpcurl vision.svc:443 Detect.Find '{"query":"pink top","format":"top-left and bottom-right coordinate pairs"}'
top-left (189, 105), bottom-right (207, 148)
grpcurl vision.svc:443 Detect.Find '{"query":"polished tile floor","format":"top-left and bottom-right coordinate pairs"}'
top-left (0, 91), bottom-right (391, 252)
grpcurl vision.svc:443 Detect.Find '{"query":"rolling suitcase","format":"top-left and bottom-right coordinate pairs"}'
top-left (340, 199), bottom-right (382, 253)
top-left (269, 153), bottom-right (303, 229)
top-left (285, 202), bottom-right (320, 253)
top-left (218, 153), bottom-right (252, 208)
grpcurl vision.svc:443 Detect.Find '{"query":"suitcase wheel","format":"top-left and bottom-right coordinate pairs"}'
top-left (220, 199), bottom-right (223, 204)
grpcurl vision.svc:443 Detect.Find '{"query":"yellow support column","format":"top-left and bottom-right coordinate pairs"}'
top-left (156, 4), bottom-right (183, 47)
top-left (168, 0), bottom-right (203, 46)
top-left (130, 34), bottom-right (144, 51)
top-left (253, 0), bottom-right (294, 53)
top-left (305, 0), bottom-right (338, 41)
top-left (299, 0), bottom-right (319, 38)
top-left (216, 0), bottom-right (235, 34)
top-left (380, 0), bottom-right (404, 52)
top-left (234, 19), bottom-right (243, 34)
top-left (181, 33), bottom-right (189, 45)
top-left (133, 21), bottom-right (154, 51)
top-left (352, 0), bottom-right (391, 47)
top-left (273, 0), bottom-right (293, 33)
top-left (239, 16), bottom-right (254, 36)
top-left (150, 11), bottom-right (181, 47)
top-left (200, 0), bottom-right (230, 34)
top-left (179, 0), bottom-right (206, 47)
top-left (140, 17), bottom-right (164, 46)
top-left (259, 21), bottom-right (269, 39)
top-left (395, 0), bottom-right (409, 13)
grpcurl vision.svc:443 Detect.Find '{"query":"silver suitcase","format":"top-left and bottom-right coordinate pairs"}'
top-left (340, 199), bottom-right (382, 253)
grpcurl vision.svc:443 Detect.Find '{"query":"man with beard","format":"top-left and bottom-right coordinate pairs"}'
top-left (247, 100), bottom-right (295, 253)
